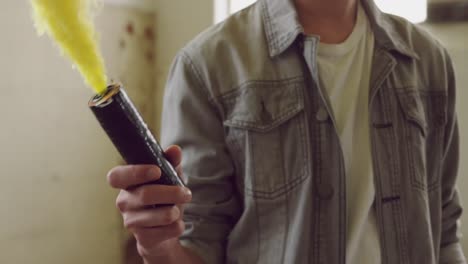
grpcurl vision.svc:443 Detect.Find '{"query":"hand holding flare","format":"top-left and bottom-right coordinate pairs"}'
top-left (30, 2), bottom-right (192, 261)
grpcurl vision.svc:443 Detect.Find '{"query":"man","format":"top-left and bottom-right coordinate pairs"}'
top-left (106, 0), bottom-right (465, 263)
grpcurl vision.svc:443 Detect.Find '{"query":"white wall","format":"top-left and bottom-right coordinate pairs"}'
top-left (423, 22), bottom-right (468, 254)
top-left (0, 2), bottom-right (155, 263)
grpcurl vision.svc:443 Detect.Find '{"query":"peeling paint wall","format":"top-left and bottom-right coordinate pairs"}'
top-left (97, 5), bottom-right (158, 264)
top-left (99, 5), bottom-right (157, 128)
top-left (0, 2), bottom-right (155, 263)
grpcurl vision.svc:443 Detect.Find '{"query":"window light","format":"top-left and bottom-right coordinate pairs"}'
top-left (374, 0), bottom-right (427, 23)
top-left (215, 0), bottom-right (427, 24)
top-left (229, 0), bottom-right (256, 14)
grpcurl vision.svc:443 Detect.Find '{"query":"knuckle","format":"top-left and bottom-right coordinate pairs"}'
top-left (129, 166), bottom-right (140, 182)
top-left (106, 168), bottom-right (119, 187)
top-left (136, 243), bottom-right (150, 258)
top-left (167, 220), bottom-right (185, 238)
top-left (174, 188), bottom-right (186, 202)
top-left (123, 221), bottom-right (132, 230)
top-left (172, 220), bottom-right (185, 237)
top-left (123, 217), bottom-right (136, 230)
top-left (138, 187), bottom-right (153, 205)
top-left (148, 166), bottom-right (161, 180)
top-left (185, 190), bottom-right (192, 203)
top-left (135, 230), bottom-right (160, 250)
top-left (135, 234), bottom-right (153, 251)
top-left (115, 193), bottom-right (128, 212)
top-left (134, 230), bottom-right (146, 242)
top-left (133, 165), bottom-right (160, 183)
top-left (161, 207), bottom-right (179, 225)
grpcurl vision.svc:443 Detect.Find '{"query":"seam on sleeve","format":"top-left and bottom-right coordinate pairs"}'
top-left (178, 50), bottom-right (225, 119)
top-left (178, 51), bottom-right (214, 102)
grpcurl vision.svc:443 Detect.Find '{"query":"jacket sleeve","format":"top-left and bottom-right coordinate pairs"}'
top-left (160, 51), bottom-right (241, 264)
top-left (439, 50), bottom-right (466, 264)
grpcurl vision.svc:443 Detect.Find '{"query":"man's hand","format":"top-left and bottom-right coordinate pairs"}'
top-left (107, 145), bottom-right (201, 263)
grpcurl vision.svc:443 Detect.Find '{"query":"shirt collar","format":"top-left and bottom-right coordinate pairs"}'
top-left (260, 0), bottom-right (420, 60)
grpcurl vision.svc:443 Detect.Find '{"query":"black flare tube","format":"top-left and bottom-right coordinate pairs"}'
top-left (89, 83), bottom-right (183, 186)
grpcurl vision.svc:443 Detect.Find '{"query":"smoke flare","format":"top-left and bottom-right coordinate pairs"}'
top-left (31, 0), bottom-right (107, 94)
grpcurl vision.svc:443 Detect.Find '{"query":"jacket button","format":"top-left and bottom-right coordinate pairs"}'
top-left (316, 107), bottom-right (329, 122)
top-left (317, 183), bottom-right (334, 200)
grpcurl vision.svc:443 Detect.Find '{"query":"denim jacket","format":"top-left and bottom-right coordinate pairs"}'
top-left (161, 0), bottom-right (465, 263)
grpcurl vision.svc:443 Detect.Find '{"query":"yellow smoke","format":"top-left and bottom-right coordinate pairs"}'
top-left (31, 0), bottom-right (107, 94)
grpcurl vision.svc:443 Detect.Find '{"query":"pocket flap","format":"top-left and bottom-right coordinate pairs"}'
top-left (396, 90), bottom-right (428, 136)
top-left (221, 81), bottom-right (305, 133)
top-left (396, 89), bottom-right (447, 136)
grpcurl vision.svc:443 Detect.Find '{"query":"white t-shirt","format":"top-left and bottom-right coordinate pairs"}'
top-left (317, 4), bottom-right (381, 263)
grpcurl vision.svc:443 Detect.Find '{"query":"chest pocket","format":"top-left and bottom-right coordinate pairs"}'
top-left (220, 80), bottom-right (310, 200)
top-left (395, 89), bottom-right (447, 191)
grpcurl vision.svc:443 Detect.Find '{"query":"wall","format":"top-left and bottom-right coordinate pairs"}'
top-left (422, 22), bottom-right (468, 254)
top-left (2, 1), bottom-right (463, 262)
top-left (0, 1), bottom-right (155, 263)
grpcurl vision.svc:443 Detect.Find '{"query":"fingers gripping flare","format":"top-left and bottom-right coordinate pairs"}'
top-left (105, 144), bottom-right (192, 261)
top-left (107, 165), bottom-right (161, 190)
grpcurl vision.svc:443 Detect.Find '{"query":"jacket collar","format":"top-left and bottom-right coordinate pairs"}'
top-left (260, 0), bottom-right (419, 59)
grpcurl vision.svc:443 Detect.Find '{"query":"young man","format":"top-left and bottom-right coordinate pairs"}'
top-left (106, 0), bottom-right (465, 263)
